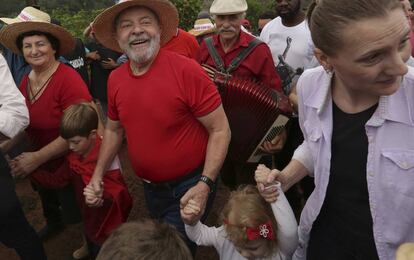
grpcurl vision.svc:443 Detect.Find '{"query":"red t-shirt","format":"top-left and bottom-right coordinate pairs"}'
top-left (163, 28), bottom-right (200, 59)
top-left (107, 50), bottom-right (221, 182)
top-left (197, 31), bottom-right (282, 91)
top-left (20, 63), bottom-right (92, 150)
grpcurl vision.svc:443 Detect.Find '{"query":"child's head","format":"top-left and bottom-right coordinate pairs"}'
top-left (222, 185), bottom-right (278, 259)
top-left (60, 102), bottom-right (98, 156)
top-left (96, 219), bottom-right (193, 260)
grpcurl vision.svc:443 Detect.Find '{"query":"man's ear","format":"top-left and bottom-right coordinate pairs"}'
top-left (314, 48), bottom-right (333, 72)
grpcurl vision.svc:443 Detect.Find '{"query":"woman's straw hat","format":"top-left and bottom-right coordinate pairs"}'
top-left (0, 7), bottom-right (75, 55)
top-left (93, 0), bottom-right (179, 53)
top-left (188, 18), bottom-right (216, 37)
top-left (0, 7), bottom-right (50, 24)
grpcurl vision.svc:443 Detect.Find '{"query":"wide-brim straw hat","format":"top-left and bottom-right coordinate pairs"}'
top-left (0, 21), bottom-right (75, 55)
top-left (93, 0), bottom-right (179, 53)
top-left (0, 7), bottom-right (50, 25)
top-left (210, 0), bottom-right (248, 15)
top-left (188, 18), bottom-right (216, 37)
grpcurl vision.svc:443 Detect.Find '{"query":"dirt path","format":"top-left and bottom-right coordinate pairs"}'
top-left (0, 146), bottom-right (228, 259)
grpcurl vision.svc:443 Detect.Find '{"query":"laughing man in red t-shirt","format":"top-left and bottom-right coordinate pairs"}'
top-left (88, 0), bottom-right (231, 253)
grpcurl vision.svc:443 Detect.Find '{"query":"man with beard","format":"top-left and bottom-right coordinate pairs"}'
top-left (197, 0), bottom-right (284, 189)
top-left (260, 0), bottom-right (314, 89)
top-left (88, 0), bottom-right (231, 253)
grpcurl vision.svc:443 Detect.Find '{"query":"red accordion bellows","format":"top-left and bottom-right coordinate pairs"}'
top-left (214, 74), bottom-right (293, 163)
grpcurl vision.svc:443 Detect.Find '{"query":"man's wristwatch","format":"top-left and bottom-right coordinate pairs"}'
top-left (199, 175), bottom-right (215, 192)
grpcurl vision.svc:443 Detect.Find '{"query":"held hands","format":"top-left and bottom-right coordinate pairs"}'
top-left (180, 199), bottom-right (201, 226)
top-left (84, 174), bottom-right (104, 207)
top-left (180, 182), bottom-right (209, 225)
top-left (10, 152), bottom-right (42, 179)
top-left (255, 164), bottom-right (281, 203)
top-left (83, 183), bottom-right (104, 207)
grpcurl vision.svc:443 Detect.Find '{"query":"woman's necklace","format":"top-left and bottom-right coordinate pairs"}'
top-left (28, 62), bottom-right (59, 102)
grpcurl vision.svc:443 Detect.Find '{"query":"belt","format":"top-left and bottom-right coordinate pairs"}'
top-left (143, 164), bottom-right (203, 190)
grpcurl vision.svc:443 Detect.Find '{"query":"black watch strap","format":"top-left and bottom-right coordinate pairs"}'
top-left (199, 175), bottom-right (215, 192)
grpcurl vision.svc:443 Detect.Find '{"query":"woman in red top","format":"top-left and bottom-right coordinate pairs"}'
top-left (0, 13), bottom-right (93, 257)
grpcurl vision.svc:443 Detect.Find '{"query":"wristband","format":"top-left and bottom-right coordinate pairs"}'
top-left (199, 175), bottom-right (215, 192)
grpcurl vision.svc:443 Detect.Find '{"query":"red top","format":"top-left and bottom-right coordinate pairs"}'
top-left (20, 63), bottom-right (92, 149)
top-left (197, 31), bottom-right (282, 91)
top-left (31, 137), bottom-right (132, 245)
top-left (163, 28), bottom-right (199, 59)
top-left (107, 50), bottom-right (221, 182)
top-left (20, 63), bottom-right (92, 177)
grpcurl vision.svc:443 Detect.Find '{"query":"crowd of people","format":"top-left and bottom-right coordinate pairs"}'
top-left (0, 0), bottom-right (413, 259)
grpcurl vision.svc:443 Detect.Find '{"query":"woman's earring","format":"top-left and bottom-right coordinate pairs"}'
top-left (324, 66), bottom-right (333, 75)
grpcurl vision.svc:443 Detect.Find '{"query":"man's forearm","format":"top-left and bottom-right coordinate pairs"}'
top-left (201, 127), bottom-right (231, 182)
top-left (93, 127), bottom-right (123, 178)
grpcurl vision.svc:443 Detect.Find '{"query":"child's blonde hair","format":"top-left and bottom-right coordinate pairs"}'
top-left (222, 185), bottom-right (278, 255)
top-left (60, 102), bottom-right (98, 139)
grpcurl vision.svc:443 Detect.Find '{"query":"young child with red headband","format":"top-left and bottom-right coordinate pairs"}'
top-left (182, 164), bottom-right (298, 259)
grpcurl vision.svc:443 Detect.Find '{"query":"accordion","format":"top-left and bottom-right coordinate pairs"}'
top-left (203, 65), bottom-right (293, 163)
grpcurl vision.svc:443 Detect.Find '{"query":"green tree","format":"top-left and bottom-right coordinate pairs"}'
top-left (50, 8), bottom-right (103, 39)
top-left (171, 0), bottom-right (203, 30)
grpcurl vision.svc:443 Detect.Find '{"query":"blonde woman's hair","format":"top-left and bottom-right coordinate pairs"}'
top-left (306, 0), bottom-right (402, 56)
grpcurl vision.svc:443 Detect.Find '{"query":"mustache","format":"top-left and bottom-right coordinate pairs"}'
top-left (218, 27), bottom-right (237, 34)
top-left (128, 33), bottom-right (151, 44)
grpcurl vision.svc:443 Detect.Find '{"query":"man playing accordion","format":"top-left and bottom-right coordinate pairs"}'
top-left (197, 0), bottom-right (289, 189)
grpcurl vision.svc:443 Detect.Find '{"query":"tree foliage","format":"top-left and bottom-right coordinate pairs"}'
top-left (171, 0), bottom-right (203, 31)
top-left (50, 8), bottom-right (103, 39)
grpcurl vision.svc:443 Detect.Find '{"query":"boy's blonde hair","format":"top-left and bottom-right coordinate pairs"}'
top-left (97, 219), bottom-right (193, 260)
top-left (222, 185), bottom-right (278, 255)
top-left (60, 102), bottom-right (98, 139)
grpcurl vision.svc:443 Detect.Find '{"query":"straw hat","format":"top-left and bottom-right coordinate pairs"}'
top-left (210, 0), bottom-right (248, 15)
top-left (93, 0), bottom-right (179, 53)
top-left (0, 8), bottom-right (75, 55)
top-left (188, 18), bottom-right (216, 37)
top-left (0, 7), bottom-right (50, 24)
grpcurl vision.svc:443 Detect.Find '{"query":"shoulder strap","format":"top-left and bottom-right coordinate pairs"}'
top-left (205, 37), bottom-right (226, 73)
top-left (227, 38), bottom-right (262, 74)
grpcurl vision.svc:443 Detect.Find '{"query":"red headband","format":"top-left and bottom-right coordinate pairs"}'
top-left (224, 219), bottom-right (275, 241)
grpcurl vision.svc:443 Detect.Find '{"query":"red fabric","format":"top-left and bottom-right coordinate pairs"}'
top-left (31, 137), bottom-right (132, 245)
top-left (20, 63), bottom-right (92, 149)
top-left (246, 221), bottom-right (275, 241)
top-left (107, 50), bottom-right (221, 182)
top-left (163, 28), bottom-right (199, 59)
top-left (197, 31), bottom-right (282, 91)
top-left (20, 63), bottom-right (92, 192)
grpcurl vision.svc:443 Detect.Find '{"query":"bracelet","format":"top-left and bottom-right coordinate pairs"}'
top-left (199, 175), bottom-right (215, 193)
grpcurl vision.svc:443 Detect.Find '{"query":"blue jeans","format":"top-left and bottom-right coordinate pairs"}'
top-left (143, 169), bottom-right (216, 254)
